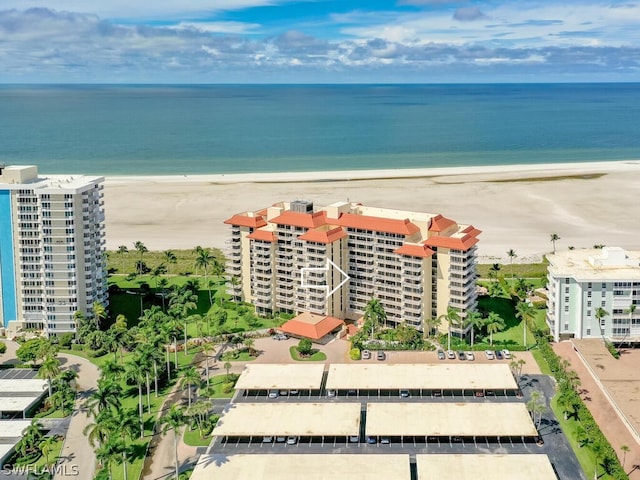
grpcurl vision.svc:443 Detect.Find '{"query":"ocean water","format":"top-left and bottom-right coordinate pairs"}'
top-left (0, 83), bottom-right (638, 176)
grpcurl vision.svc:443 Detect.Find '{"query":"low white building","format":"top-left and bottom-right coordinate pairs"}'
top-left (546, 247), bottom-right (640, 342)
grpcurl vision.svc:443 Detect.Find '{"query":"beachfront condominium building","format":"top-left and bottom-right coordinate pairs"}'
top-left (224, 200), bottom-right (480, 332)
top-left (0, 165), bottom-right (107, 337)
top-left (546, 247), bottom-right (640, 342)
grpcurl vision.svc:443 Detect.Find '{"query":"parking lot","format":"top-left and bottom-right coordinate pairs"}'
top-left (0, 368), bottom-right (37, 380)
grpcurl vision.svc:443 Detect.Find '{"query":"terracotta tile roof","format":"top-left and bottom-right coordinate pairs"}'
top-left (424, 234), bottom-right (479, 251)
top-left (270, 211), bottom-right (328, 229)
top-left (224, 214), bottom-right (267, 228)
top-left (279, 312), bottom-right (344, 340)
top-left (335, 213), bottom-right (420, 235)
top-left (461, 225), bottom-right (483, 237)
top-left (298, 226), bottom-right (347, 244)
top-left (429, 214), bottom-right (456, 232)
top-left (394, 244), bottom-right (435, 258)
top-left (247, 229), bottom-right (276, 242)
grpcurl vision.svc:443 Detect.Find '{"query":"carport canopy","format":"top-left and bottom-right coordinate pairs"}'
top-left (234, 364), bottom-right (325, 391)
top-left (0, 396), bottom-right (44, 413)
top-left (0, 420), bottom-right (31, 440)
top-left (326, 363), bottom-right (517, 391)
top-left (213, 403), bottom-right (361, 437)
top-left (0, 379), bottom-right (47, 394)
top-left (416, 454), bottom-right (557, 480)
top-left (191, 454), bottom-right (411, 480)
top-left (366, 403), bottom-right (538, 437)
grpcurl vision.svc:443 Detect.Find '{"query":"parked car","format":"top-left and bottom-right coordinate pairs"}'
top-left (262, 436), bottom-right (274, 443)
top-left (290, 389), bottom-right (299, 396)
top-left (400, 389), bottom-right (410, 398)
top-left (276, 436), bottom-right (286, 443)
top-left (377, 351), bottom-right (386, 361)
top-left (326, 389), bottom-right (337, 397)
top-left (446, 350), bottom-right (456, 359)
top-left (267, 389), bottom-right (279, 399)
top-left (279, 390), bottom-right (289, 396)
top-left (457, 351), bottom-right (465, 360)
top-left (366, 436), bottom-right (377, 444)
top-left (465, 351), bottom-right (475, 361)
top-left (437, 350), bottom-right (446, 360)
top-left (494, 350), bottom-right (503, 360)
top-left (380, 437), bottom-right (391, 444)
top-left (362, 350), bottom-right (371, 360)
top-left (349, 435), bottom-right (360, 443)
top-left (484, 350), bottom-right (495, 360)
top-left (501, 349), bottom-right (511, 359)
top-left (286, 436), bottom-right (298, 445)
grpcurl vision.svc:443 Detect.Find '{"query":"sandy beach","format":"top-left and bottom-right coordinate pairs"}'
top-left (103, 160), bottom-right (640, 262)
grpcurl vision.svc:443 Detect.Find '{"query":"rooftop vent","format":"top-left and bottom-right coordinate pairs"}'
top-left (291, 200), bottom-right (313, 213)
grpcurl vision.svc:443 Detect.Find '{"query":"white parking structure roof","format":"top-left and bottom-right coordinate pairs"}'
top-left (234, 364), bottom-right (325, 390)
top-left (0, 379), bottom-right (47, 394)
top-left (325, 364), bottom-right (517, 391)
top-left (213, 403), bottom-right (361, 437)
top-left (0, 396), bottom-right (43, 413)
top-left (0, 420), bottom-right (32, 439)
top-left (191, 454), bottom-right (410, 480)
top-left (366, 403), bottom-right (538, 437)
top-left (416, 454), bottom-right (557, 480)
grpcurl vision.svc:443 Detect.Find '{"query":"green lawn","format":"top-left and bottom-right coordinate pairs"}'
top-left (550, 396), bottom-right (596, 479)
top-left (201, 374), bottom-right (236, 399)
top-left (106, 248), bottom-right (225, 277)
top-left (476, 296), bottom-right (537, 349)
top-left (530, 348), bottom-right (552, 375)
top-left (289, 346), bottom-right (327, 362)
top-left (477, 259), bottom-right (549, 279)
top-left (220, 350), bottom-right (257, 362)
top-left (183, 427), bottom-right (213, 447)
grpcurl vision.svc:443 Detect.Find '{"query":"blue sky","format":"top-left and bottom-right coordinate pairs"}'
top-left (0, 0), bottom-right (639, 83)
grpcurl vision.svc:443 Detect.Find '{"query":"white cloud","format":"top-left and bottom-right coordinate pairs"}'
top-left (173, 21), bottom-right (261, 35)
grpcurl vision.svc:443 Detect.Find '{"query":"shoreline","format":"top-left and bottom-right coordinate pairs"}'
top-left (104, 159), bottom-right (640, 185)
top-left (103, 160), bottom-right (640, 262)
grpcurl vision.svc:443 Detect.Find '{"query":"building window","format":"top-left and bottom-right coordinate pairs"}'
top-left (564, 305), bottom-right (569, 312)
top-left (586, 328), bottom-right (591, 335)
top-left (587, 301), bottom-right (592, 307)
top-left (588, 282), bottom-right (592, 289)
top-left (565, 286), bottom-right (570, 294)
top-left (602, 300), bottom-right (606, 307)
top-left (564, 323), bottom-right (569, 331)
top-left (587, 291), bottom-right (592, 298)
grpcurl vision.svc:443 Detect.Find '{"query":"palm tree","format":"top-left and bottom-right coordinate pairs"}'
top-left (485, 312), bottom-right (505, 346)
top-left (95, 437), bottom-right (124, 480)
top-left (133, 241), bottom-right (148, 274)
top-left (86, 378), bottom-right (122, 416)
top-left (595, 307), bottom-right (609, 342)
top-left (550, 233), bottom-right (560, 253)
top-left (161, 405), bottom-right (187, 480)
top-left (100, 358), bottom-right (125, 381)
top-left (224, 361), bottom-right (232, 380)
top-left (201, 342), bottom-right (215, 387)
top-left (229, 275), bottom-right (241, 302)
top-left (488, 263), bottom-right (501, 281)
top-left (182, 366), bottom-right (201, 408)
top-left (438, 306), bottom-right (460, 351)
top-left (195, 249), bottom-right (214, 306)
top-left (39, 436), bottom-right (58, 466)
top-left (516, 301), bottom-right (536, 347)
top-left (465, 310), bottom-right (484, 347)
top-left (113, 407), bottom-right (141, 480)
top-left (124, 362), bottom-right (146, 437)
top-left (151, 264), bottom-right (167, 289)
top-left (364, 298), bottom-right (387, 340)
top-left (116, 245), bottom-right (129, 274)
top-left (92, 301), bottom-right (107, 330)
top-left (243, 337), bottom-right (255, 356)
top-left (37, 354), bottom-right (60, 398)
top-left (163, 250), bottom-right (178, 274)
top-left (507, 249), bottom-right (517, 278)
top-left (526, 390), bottom-right (546, 430)
top-left (621, 444), bottom-right (630, 470)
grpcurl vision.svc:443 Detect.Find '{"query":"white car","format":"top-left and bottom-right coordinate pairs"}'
top-left (267, 390), bottom-right (279, 399)
top-left (327, 389), bottom-right (337, 397)
top-left (501, 349), bottom-right (511, 359)
top-left (286, 436), bottom-right (298, 445)
top-left (362, 350), bottom-right (371, 360)
top-left (446, 350), bottom-right (456, 359)
top-left (465, 351), bottom-right (475, 361)
top-left (484, 350), bottom-right (495, 360)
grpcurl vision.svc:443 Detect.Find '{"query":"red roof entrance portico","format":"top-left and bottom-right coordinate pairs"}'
top-left (279, 312), bottom-right (344, 342)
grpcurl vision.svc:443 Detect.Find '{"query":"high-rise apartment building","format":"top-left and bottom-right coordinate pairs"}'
top-left (225, 200), bottom-right (480, 331)
top-left (546, 247), bottom-right (640, 342)
top-left (0, 165), bottom-right (107, 337)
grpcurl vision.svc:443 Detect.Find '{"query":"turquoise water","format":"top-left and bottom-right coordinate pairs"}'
top-left (0, 83), bottom-right (638, 175)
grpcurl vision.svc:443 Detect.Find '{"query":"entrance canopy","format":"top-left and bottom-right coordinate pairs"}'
top-left (279, 312), bottom-right (343, 340)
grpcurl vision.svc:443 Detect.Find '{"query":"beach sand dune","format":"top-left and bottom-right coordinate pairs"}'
top-left (104, 161), bottom-right (640, 262)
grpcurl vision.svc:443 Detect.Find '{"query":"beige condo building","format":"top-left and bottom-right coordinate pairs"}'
top-left (224, 200), bottom-right (480, 332)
